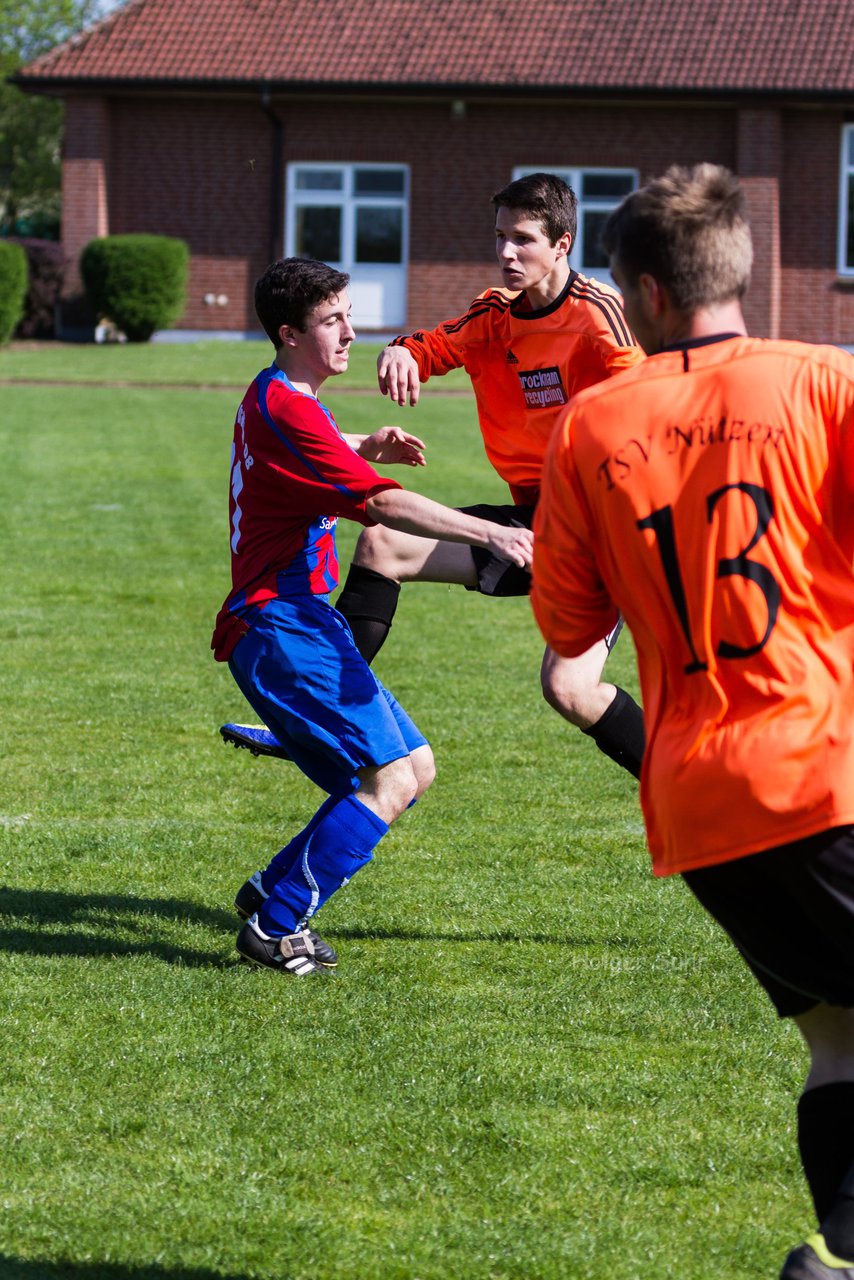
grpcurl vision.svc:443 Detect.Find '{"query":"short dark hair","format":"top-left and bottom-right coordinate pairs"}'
top-left (491, 172), bottom-right (577, 245)
top-left (602, 164), bottom-right (752, 311)
top-left (255, 257), bottom-right (350, 347)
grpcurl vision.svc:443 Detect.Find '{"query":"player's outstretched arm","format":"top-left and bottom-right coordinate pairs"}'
top-left (366, 488), bottom-right (533, 569)
top-left (344, 425), bottom-right (426, 467)
top-left (377, 346), bottom-right (421, 407)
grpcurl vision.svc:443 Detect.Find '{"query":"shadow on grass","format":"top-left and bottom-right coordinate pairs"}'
top-left (316, 923), bottom-right (643, 949)
top-left (0, 1260), bottom-right (253, 1280)
top-left (0, 886), bottom-right (644, 960)
top-left (0, 886), bottom-right (234, 968)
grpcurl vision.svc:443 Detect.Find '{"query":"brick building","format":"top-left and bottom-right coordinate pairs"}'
top-left (13, 0), bottom-right (854, 343)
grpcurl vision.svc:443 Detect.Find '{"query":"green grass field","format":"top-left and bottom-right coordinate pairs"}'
top-left (0, 343), bottom-right (810, 1280)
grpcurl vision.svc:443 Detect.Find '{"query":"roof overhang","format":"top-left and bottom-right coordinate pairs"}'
top-left (10, 74), bottom-right (854, 109)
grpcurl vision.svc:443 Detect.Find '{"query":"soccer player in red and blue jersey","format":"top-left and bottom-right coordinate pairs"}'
top-left (212, 258), bottom-right (533, 975)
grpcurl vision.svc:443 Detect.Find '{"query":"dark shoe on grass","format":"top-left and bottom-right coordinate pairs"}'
top-left (780, 1235), bottom-right (854, 1278)
top-left (236, 918), bottom-right (327, 977)
top-left (220, 723), bottom-right (290, 760)
top-left (234, 873), bottom-right (338, 968)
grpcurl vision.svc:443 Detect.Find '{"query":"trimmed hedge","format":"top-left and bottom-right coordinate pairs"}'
top-left (80, 234), bottom-right (189, 342)
top-left (10, 238), bottom-right (66, 339)
top-left (0, 241), bottom-right (28, 344)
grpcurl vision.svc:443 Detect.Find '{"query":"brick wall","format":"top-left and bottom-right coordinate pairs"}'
top-left (398, 98), bottom-right (736, 329)
top-left (781, 107), bottom-right (854, 345)
top-left (736, 108), bottom-right (782, 338)
top-left (108, 97), bottom-right (272, 330)
top-left (61, 95), bottom-right (110, 297)
top-left (60, 90), bottom-right (854, 345)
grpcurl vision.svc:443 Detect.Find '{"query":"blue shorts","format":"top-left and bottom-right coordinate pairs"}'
top-left (228, 595), bottom-right (428, 796)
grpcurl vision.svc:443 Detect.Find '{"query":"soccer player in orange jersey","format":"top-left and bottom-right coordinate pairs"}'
top-left (332, 173), bottom-right (647, 779)
top-left (531, 163), bottom-right (854, 1280)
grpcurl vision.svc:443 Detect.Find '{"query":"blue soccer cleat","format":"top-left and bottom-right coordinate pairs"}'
top-left (220, 723), bottom-right (290, 760)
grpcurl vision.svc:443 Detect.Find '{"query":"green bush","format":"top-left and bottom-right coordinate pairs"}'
top-left (0, 240), bottom-right (28, 343)
top-left (80, 233), bottom-right (189, 342)
top-left (10, 238), bottom-right (65, 338)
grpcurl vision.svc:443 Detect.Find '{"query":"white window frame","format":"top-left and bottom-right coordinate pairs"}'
top-left (838, 125), bottom-right (854, 277)
top-left (285, 162), bottom-right (409, 270)
top-left (512, 166), bottom-right (639, 285)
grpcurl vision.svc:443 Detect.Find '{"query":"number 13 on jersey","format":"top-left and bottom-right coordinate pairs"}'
top-left (637, 481), bottom-right (781, 675)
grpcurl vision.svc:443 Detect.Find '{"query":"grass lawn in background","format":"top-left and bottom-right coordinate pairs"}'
top-left (0, 346), bottom-right (810, 1280)
top-left (0, 339), bottom-right (470, 393)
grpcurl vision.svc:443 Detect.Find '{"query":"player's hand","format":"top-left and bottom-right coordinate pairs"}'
top-left (377, 346), bottom-right (421, 406)
top-left (358, 425), bottom-right (426, 467)
top-left (486, 522), bottom-right (534, 570)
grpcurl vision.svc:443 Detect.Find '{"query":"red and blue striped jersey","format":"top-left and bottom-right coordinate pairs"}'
top-left (212, 363), bottom-right (400, 662)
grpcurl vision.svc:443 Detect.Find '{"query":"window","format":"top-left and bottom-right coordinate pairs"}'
top-left (287, 163), bottom-right (407, 267)
top-left (286, 163), bottom-right (409, 327)
top-left (512, 166), bottom-right (638, 286)
top-left (839, 126), bottom-right (854, 276)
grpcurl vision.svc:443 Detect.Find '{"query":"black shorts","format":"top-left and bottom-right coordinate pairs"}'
top-left (459, 501), bottom-right (624, 652)
top-left (460, 502), bottom-right (535, 597)
top-left (682, 825), bottom-right (854, 1018)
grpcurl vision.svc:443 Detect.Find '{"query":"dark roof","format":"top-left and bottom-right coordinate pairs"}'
top-left (15, 0), bottom-right (854, 97)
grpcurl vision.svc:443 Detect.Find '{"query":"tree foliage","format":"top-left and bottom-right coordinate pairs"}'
top-left (0, 1), bottom-right (109, 237)
top-left (0, 239), bottom-right (28, 341)
top-left (0, 1), bottom-right (102, 62)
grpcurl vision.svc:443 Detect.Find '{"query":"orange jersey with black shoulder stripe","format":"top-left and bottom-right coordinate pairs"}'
top-left (531, 335), bottom-right (854, 876)
top-left (391, 271), bottom-right (643, 502)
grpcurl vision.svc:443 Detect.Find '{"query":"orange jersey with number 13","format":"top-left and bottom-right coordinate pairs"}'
top-left (532, 336), bottom-right (854, 875)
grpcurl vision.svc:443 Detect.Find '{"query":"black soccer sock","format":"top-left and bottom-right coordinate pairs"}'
top-left (336, 564), bottom-right (401, 664)
top-left (582, 686), bottom-right (645, 780)
top-left (821, 1162), bottom-right (854, 1260)
top-left (800, 1083), bottom-right (854, 1257)
top-left (798, 1083), bottom-right (854, 1223)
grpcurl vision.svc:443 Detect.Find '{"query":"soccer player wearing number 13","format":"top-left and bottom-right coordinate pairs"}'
top-left (531, 164), bottom-right (854, 1280)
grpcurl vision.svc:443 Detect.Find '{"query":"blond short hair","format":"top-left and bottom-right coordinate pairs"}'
top-left (602, 164), bottom-right (753, 311)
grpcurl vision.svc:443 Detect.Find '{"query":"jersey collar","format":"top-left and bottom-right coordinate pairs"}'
top-left (660, 332), bottom-right (743, 352)
top-left (509, 270), bottom-right (579, 321)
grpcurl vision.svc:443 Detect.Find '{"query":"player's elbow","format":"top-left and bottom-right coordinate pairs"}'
top-left (365, 488), bottom-right (400, 524)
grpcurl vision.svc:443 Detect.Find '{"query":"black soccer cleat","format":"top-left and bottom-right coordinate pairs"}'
top-left (780, 1236), bottom-right (854, 1278)
top-left (234, 871), bottom-right (268, 921)
top-left (236, 918), bottom-right (327, 977)
top-left (220, 723), bottom-right (290, 760)
top-left (234, 872), bottom-right (338, 968)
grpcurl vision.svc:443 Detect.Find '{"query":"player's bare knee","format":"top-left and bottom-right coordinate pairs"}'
top-left (352, 522), bottom-right (402, 578)
top-left (796, 1003), bottom-right (854, 1052)
top-left (796, 1004), bottom-right (854, 1087)
top-left (365, 756), bottom-right (418, 822)
top-left (540, 646), bottom-right (612, 729)
top-left (411, 744), bottom-right (436, 799)
top-left (540, 662), bottom-right (587, 723)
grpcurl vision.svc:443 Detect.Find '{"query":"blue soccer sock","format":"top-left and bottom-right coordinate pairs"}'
top-left (259, 793), bottom-right (343, 895)
top-left (258, 792), bottom-right (389, 936)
